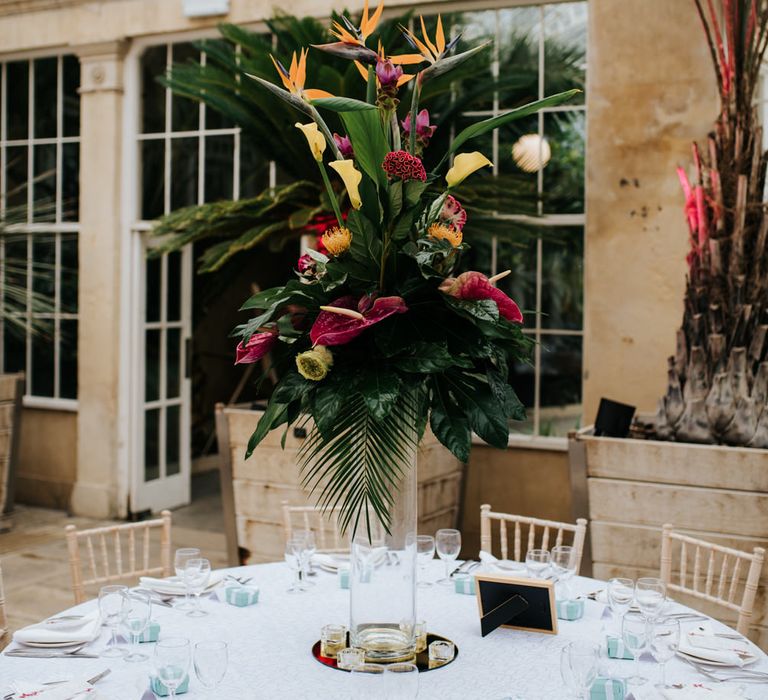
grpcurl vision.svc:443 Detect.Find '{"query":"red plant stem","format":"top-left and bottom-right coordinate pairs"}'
top-left (706, 0), bottom-right (729, 94)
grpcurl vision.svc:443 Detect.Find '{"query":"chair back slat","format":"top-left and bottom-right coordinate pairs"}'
top-left (282, 501), bottom-right (348, 554)
top-left (65, 512), bottom-right (173, 604)
top-left (659, 523), bottom-right (765, 635)
top-left (478, 505), bottom-right (588, 574)
top-left (0, 562), bottom-right (7, 640)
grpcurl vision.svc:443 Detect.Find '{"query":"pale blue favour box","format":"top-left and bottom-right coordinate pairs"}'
top-left (556, 598), bottom-right (584, 620)
top-left (338, 567), bottom-right (350, 589)
top-left (139, 621), bottom-right (160, 643)
top-left (454, 574), bottom-right (475, 595)
top-left (150, 674), bottom-right (190, 696)
top-left (589, 677), bottom-right (626, 700)
top-left (224, 584), bottom-right (259, 607)
top-left (606, 635), bottom-right (635, 660)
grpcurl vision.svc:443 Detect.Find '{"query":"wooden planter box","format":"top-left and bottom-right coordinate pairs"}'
top-left (569, 427), bottom-right (768, 649)
top-left (0, 374), bottom-right (23, 532)
top-left (216, 403), bottom-right (465, 565)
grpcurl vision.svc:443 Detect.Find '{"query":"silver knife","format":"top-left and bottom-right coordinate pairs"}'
top-left (4, 651), bottom-right (100, 658)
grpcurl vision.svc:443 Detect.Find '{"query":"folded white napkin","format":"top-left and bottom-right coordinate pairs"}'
top-left (679, 625), bottom-right (753, 667)
top-left (312, 553), bottom-right (338, 570)
top-left (479, 550), bottom-right (526, 574)
top-left (13, 611), bottom-right (101, 646)
top-left (10, 679), bottom-right (103, 699)
top-left (661, 686), bottom-right (745, 700)
top-left (139, 570), bottom-right (225, 595)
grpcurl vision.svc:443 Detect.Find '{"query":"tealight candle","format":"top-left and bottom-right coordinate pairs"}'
top-left (414, 620), bottom-right (427, 652)
top-left (428, 640), bottom-right (455, 669)
top-left (321, 624), bottom-right (347, 659)
top-left (337, 646), bottom-right (365, 670)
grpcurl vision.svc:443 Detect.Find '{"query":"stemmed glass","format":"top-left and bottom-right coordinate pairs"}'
top-left (285, 537), bottom-right (306, 593)
top-left (566, 641), bottom-right (599, 700)
top-left (622, 611), bottom-right (649, 686)
top-left (123, 590), bottom-right (152, 663)
top-left (551, 545), bottom-right (577, 600)
top-left (649, 617), bottom-right (680, 690)
top-left (194, 640), bottom-right (229, 697)
top-left (154, 637), bottom-right (191, 700)
top-left (525, 549), bottom-right (550, 579)
top-left (174, 547), bottom-right (201, 611)
top-left (559, 645), bottom-right (581, 699)
top-left (435, 529), bottom-right (461, 586)
top-left (635, 577), bottom-right (666, 621)
top-left (184, 558), bottom-right (211, 617)
top-left (384, 662), bottom-right (419, 699)
top-left (295, 529), bottom-right (316, 587)
top-left (416, 535), bottom-right (435, 588)
top-left (98, 584), bottom-right (128, 657)
top-left (607, 577), bottom-right (634, 634)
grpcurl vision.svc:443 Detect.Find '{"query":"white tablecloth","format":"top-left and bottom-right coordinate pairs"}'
top-left (1, 560), bottom-right (767, 699)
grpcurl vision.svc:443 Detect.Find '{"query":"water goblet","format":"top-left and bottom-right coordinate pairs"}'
top-left (525, 549), bottom-right (551, 579)
top-left (649, 617), bottom-right (680, 690)
top-left (435, 529), bottom-right (461, 585)
top-left (384, 662), bottom-right (419, 699)
top-left (622, 610), bottom-right (649, 686)
top-left (285, 537), bottom-right (306, 593)
top-left (416, 535), bottom-right (435, 588)
top-left (635, 577), bottom-right (666, 621)
top-left (184, 557), bottom-right (211, 617)
top-left (123, 590), bottom-right (152, 662)
top-left (99, 584), bottom-right (128, 658)
top-left (559, 645), bottom-right (581, 699)
top-left (173, 547), bottom-right (200, 611)
top-left (193, 640), bottom-right (228, 697)
top-left (295, 529), bottom-right (317, 587)
top-left (154, 637), bottom-right (190, 700)
top-left (550, 545), bottom-right (577, 600)
top-left (567, 641), bottom-right (599, 700)
top-left (607, 577), bottom-right (634, 634)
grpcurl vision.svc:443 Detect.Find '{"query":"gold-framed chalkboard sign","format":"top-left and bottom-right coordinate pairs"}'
top-left (474, 574), bottom-right (558, 637)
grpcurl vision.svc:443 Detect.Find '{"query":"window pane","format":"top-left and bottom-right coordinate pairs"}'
top-left (170, 137), bottom-right (199, 209)
top-left (7, 61), bottom-right (29, 140)
top-left (166, 327), bottom-right (181, 399)
top-left (141, 46), bottom-right (167, 134)
top-left (166, 404), bottom-right (180, 476)
top-left (167, 251), bottom-right (181, 321)
top-left (509, 360), bottom-right (535, 435)
top-left (32, 144), bottom-right (56, 222)
top-left (33, 57), bottom-right (58, 139)
top-left (59, 318), bottom-right (77, 399)
top-left (541, 227), bottom-right (583, 330)
top-left (4, 324), bottom-right (25, 374)
top-left (32, 234), bottom-right (55, 300)
top-left (447, 11), bottom-right (496, 112)
top-left (171, 43), bottom-right (200, 132)
top-left (543, 110), bottom-right (585, 214)
top-left (496, 236), bottom-right (537, 323)
top-left (145, 328), bottom-right (160, 402)
top-left (4, 236), bottom-right (28, 315)
top-left (539, 334), bottom-right (582, 436)
top-left (5, 146), bottom-right (27, 209)
top-left (141, 140), bottom-right (165, 219)
top-left (204, 135), bottom-right (234, 202)
top-left (498, 7), bottom-right (541, 109)
top-left (544, 2), bottom-right (587, 105)
top-left (239, 136), bottom-right (270, 198)
top-left (31, 319), bottom-right (54, 397)
top-left (60, 233), bottom-right (78, 313)
top-left (62, 142), bottom-right (79, 222)
top-left (200, 39), bottom-right (235, 130)
top-left (146, 256), bottom-right (161, 323)
top-left (62, 55), bottom-right (80, 137)
top-left (144, 408), bottom-right (160, 482)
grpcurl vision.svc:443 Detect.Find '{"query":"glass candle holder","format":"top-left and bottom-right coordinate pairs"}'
top-left (414, 621), bottom-right (427, 653)
top-left (428, 640), bottom-right (455, 669)
top-left (321, 624), bottom-right (347, 659)
top-left (337, 646), bottom-right (365, 670)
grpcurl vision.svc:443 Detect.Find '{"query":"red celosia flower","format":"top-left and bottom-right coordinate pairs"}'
top-left (439, 271), bottom-right (523, 323)
top-left (235, 329), bottom-right (278, 365)
top-left (310, 295), bottom-right (408, 346)
top-left (382, 150), bottom-right (427, 182)
top-left (440, 195), bottom-right (467, 230)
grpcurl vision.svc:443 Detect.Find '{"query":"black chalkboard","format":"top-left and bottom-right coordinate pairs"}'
top-left (475, 575), bottom-right (558, 636)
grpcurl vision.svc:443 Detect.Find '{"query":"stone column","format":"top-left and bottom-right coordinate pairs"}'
top-left (70, 41), bottom-right (127, 518)
top-left (582, 0), bottom-right (718, 421)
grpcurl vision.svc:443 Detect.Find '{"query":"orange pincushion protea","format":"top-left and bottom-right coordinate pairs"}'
top-left (428, 222), bottom-right (462, 247)
top-left (322, 226), bottom-right (353, 255)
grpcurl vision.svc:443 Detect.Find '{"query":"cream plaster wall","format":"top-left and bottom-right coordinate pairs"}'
top-left (582, 0), bottom-right (718, 422)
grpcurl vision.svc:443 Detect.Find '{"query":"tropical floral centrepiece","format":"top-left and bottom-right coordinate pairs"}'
top-left (236, 2), bottom-right (578, 536)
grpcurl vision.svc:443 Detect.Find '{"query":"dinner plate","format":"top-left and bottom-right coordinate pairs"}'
top-left (494, 559), bottom-right (526, 572)
top-left (143, 576), bottom-right (222, 596)
top-left (676, 647), bottom-right (759, 667)
top-left (21, 639), bottom-right (87, 648)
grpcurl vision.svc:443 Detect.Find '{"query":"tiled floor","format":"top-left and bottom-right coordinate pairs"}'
top-left (0, 471), bottom-right (227, 645)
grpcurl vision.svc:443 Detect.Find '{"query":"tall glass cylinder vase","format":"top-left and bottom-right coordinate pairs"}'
top-left (349, 441), bottom-right (417, 663)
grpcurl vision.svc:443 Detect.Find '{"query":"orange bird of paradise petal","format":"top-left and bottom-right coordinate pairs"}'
top-left (402, 14), bottom-right (447, 64)
top-left (269, 49), bottom-right (334, 99)
top-left (360, 0), bottom-right (385, 40)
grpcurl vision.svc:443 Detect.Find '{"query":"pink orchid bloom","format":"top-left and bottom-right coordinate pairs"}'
top-left (375, 59), bottom-right (403, 88)
top-left (235, 329), bottom-right (278, 365)
top-left (310, 295), bottom-right (408, 346)
top-left (333, 133), bottom-right (354, 159)
top-left (401, 109), bottom-right (436, 146)
top-left (440, 195), bottom-right (467, 230)
top-left (439, 271), bottom-right (523, 324)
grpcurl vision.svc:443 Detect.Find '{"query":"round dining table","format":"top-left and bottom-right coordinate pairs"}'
top-left (1, 560), bottom-right (767, 699)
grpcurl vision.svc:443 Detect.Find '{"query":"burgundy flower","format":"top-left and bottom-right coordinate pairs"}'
top-left (439, 271), bottom-right (523, 323)
top-left (333, 133), bottom-right (355, 159)
top-left (440, 195), bottom-right (467, 230)
top-left (235, 329), bottom-right (278, 365)
top-left (297, 253), bottom-right (315, 274)
top-left (401, 109), bottom-right (436, 146)
top-left (375, 59), bottom-right (403, 89)
top-left (382, 150), bottom-right (427, 182)
top-left (310, 295), bottom-right (408, 346)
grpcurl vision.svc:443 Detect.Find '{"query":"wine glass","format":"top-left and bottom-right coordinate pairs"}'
top-left (194, 640), bottom-right (228, 696)
top-left (154, 637), bottom-right (190, 700)
top-left (635, 577), bottom-right (666, 621)
top-left (122, 590), bottom-right (152, 662)
top-left (285, 537), bottom-right (306, 593)
top-left (559, 645), bottom-right (581, 699)
top-left (384, 662), bottom-right (419, 699)
top-left (295, 529), bottom-right (316, 587)
top-left (566, 641), bottom-right (599, 700)
top-left (607, 577), bottom-right (634, 633)
top-left (184, 558), bottom-right (211, 617)
top-left (551, 545), bottom-right (577, 600)
top-left (622, 611), bottom-right (649, 686)
top-left (525, 549), bottom-right (550, 579)
top-left (98, 584), bottom-right (128, 657)
top-left (649, 617), bottom-right (680, 690)
top-left (174, 547), bottom-right (201, 611)
top-left (435, 529), bottom-right (461, 585)
top-left (416, 535), bottom-right (435, 588)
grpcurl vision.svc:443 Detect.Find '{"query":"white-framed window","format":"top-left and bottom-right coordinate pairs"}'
top-left (0, 53), bottom-right (80, 406)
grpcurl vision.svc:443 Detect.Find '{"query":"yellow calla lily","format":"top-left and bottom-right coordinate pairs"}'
top-left (329, 160), bottom-right (363, 210)
top-left (295, 122), bottom-right (327, 161)
top-left (446, 152), bottom-right (493, 188)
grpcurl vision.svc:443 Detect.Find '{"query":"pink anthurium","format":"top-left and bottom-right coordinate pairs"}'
top-left (235, 329), bottom-right (278, 365)
top-left (439, 271), bottom-right (523, 323)
top-left (310, 295), bottom-right (408, 346)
